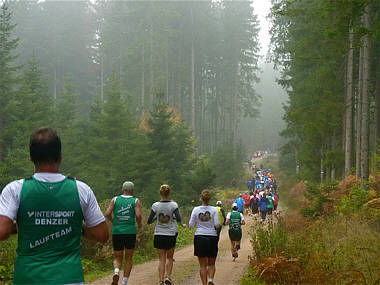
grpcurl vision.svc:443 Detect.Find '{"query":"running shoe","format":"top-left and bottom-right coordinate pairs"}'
top-left (159, 282), bottom-right (165, 285)
top-left (164, 276), bottom-right (173, 285)
top-left (111, 274), bottom-right (119, 285)
top-left (208, 281), bottom-right (214, 285)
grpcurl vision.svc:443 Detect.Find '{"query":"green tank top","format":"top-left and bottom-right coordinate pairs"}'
top-left (229, 211), bottom-right (242, 231)
top-left (14, 176), bottom-right (84, 285)
top-left (112, 196), bottom-right (137, 235)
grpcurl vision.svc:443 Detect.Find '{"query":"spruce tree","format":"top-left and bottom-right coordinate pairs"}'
top-left (0, 2), bottom-right (19, 160)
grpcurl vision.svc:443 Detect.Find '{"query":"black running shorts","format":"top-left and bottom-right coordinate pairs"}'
top-left (228, 229), bottom-right (242, 242)
top-left (194, 235), bottom-right (218, 258)
top-left (154, 234), bottom-right (177, 250)
top-left (112, 234), bottom-right (136, 251)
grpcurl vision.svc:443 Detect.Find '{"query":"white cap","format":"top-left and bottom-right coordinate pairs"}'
top-left (216, 200), bottom-right (222, 206)
top-left (232, 202), bottom-right (238, 209)
top-left (122, 181), bottom-right (134, 191)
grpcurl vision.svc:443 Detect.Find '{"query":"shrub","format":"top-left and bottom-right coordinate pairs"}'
top-left (336, 185), bottom-right (369, 215)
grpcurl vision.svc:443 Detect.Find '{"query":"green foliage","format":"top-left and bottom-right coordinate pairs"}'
top-left (146, 100), bottom-right (195, 204)
top-left (240, 268), bottom-right (266, 285)
top-left (300, 182), bottom-right (330, 217)
top-left (251, 221), bottom-right (288, 259)
top-left (0, 236), bottom-right (17, 282)
top-left (336, 186), bottom-right (369, 215)
top-left (187, 155), bottom-right (216, 195)
top-left (210, 143), bottom-right (245, 186)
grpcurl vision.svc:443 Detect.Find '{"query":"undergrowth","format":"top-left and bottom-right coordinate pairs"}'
top-left (243, 155), bottom-right (380, 284)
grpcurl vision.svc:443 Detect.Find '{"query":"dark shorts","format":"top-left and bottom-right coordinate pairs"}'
top-left (112, 234), bottom-right (136, 251)
top-left (229, 229), bottom-right (242, 241)
top-left (194, 235), bottom-right (218, 258)
top-left (154, 234), bottom-right (177, 250)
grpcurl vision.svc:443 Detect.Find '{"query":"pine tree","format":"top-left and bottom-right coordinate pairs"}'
top-left (0, 2), bottom-right (19, 160)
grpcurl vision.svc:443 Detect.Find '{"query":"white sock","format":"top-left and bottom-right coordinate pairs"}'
top-left (114, 268), bottom-right (120, 275)
top-left (122, 277), bottom-right (128, 285)
top-left (208, 277), bottom-right (213, 282)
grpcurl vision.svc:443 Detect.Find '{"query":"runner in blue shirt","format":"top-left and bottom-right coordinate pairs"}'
top-left (234, 194), bottom-right (245, 214)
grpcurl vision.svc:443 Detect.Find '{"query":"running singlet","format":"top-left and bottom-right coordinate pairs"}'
top-left (14, 177), bottom-right (84, 285)
top-left (112, 196), bottom-right (137, 235)
top-left (228, 211), bottom-right (242, 231)
top-left (216, 206), bottom-right (224, 225)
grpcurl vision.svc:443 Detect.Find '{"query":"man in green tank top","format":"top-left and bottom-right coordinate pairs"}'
top-left (0, 127), bottom-right (109, 285)
top-left (105, 181), bottom-right (142, 285)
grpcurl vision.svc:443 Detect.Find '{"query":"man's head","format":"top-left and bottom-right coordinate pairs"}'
top-left (122, 181), bottom-right (134, 195)
top-left (30, 127), bottom-right (61, 166)
top-left (232, 203), bottom-right (238, 211)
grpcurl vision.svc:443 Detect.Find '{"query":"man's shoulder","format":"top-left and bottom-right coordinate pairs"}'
top-left (2, 179), bottom-right (24, 193)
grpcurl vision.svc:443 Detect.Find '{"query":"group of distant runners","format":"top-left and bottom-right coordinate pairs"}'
top-left (0, 127), bottom-right (279, 285)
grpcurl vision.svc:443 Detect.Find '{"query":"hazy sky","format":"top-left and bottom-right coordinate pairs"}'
top-left (252, 0), bottom-right (272, 57)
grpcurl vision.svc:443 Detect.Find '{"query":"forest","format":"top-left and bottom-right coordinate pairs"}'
top-left (270, 0), bottom-right (380, 187)
top-left (1, 0), bottom-right (380, 284)
top-left (0, 0), bottom-right (262, 203)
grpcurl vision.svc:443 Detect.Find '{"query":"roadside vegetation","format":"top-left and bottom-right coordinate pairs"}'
top-left (242, 155), bottom-right (380, 285)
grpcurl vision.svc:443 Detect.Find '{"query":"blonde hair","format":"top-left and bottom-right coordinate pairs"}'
top-left (200, 189), bottom-right (211, 204)
top-left (160, 184), bottom-right (171, 198)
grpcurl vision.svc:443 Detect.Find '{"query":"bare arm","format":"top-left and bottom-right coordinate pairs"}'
top-left (241, 213), bottom-right (246, 225)
top-left (0, 216), bottom-right (17, 241)
top-left (135, 199), bottom-right (142, 228)
top-left (104, 199), bottom-right (114, 223)
top-left (82, 221), bottom-right (109, 243)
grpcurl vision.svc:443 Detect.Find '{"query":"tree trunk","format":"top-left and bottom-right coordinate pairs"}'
top-left (54, 66), bottom-right (57, 101)
top-left (190, 8), bottom-right (196, 133)
top-left (166, 45), bottom-right (169, 104)
top-left (360, 4), bottom-right (371, 189)
top-left (376, 50), bottom-right (380, 142)
top-left (149, 21), bottom-right (154, 107)
top-left (100, 53), bottom-right (104, 102)
top-left (344, 24), bottom-right (354, 177)
top-left (320, 146), bottom-right (324, 185)
top-left (141, 42), bottom-right (145, 110)
top-left (356, 45), bottom-right (363, 179)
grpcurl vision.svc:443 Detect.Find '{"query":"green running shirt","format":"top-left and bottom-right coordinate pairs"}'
top-left (14, 176), bottom-right (84, 285)
top-left (229, 211), bottom-right (242, 231)
top-left (112, 196), bottom-right (137, 235)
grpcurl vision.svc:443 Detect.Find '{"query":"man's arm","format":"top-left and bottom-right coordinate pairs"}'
top-left (82, 221), bottom-right (109, 243)
top-left (0, 216), bottom-right (17, 241)
top-left (104, 199), bottom-right (115, 222)
top-left (135, 199), bottom-right (142, 228)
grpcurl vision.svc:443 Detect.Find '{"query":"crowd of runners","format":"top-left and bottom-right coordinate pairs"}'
top-left (0, 127), bottom-right (280, 285)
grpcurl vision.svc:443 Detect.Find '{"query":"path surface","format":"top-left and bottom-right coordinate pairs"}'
top-left (91, 216), bottom-right (255, 285)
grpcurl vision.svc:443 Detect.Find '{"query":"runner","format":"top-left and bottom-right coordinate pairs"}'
top-left (267, 193), bottom-right (274, 216)
top-left (105, 181), bottom-right (142, 285)
top-left (234, 194), bottom-right (245, 214)
top-left (189, 190), bottom-right (221, 285)
top-left (215, 201), bottom-right (226, 226)
top-left (242, 192), bottom-right (251, 215)
top-left (147, 184), bottom-right (182, 285)
top-left (225, 203), bottom-right (245, 261)
top-left (0, 127), bottom-right (108, 285)
top-left (273, 193), bottom-right (279, 211)
top-left (259, 193), bottom-right (269, 222)
top-left (250, 192), bottom-right (259, 216)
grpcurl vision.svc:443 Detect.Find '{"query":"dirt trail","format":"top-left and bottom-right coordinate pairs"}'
top-left (91, 216), bottom-right (255, 285)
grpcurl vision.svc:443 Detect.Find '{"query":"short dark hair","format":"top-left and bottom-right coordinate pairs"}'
top-left (29, 127), bottom-right (61, 165)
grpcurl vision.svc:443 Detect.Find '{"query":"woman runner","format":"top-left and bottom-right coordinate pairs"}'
top-left (225, 203), bottom-right (245, 261)
top-left (147, 184), bottom-right (182, 285)
top-left (189, 190), bottom-right (221, 285)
